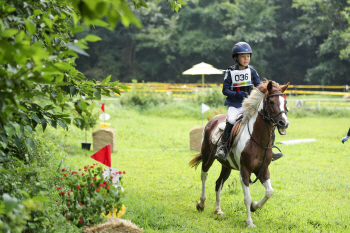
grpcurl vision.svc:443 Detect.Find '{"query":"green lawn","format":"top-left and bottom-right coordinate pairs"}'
top-left (44, 104), bottom-right (350, 232)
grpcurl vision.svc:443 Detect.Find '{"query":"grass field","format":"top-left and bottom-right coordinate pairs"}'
top-left (43, 102), bottom-right (350, 232)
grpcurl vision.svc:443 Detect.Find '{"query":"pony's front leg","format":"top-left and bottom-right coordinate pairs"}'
top-left (240, 168), bottom-right (255, 227)
top-left (251, 170), bottom-right (273, 212)
top-left (197, 170), bottom-right (208, 211)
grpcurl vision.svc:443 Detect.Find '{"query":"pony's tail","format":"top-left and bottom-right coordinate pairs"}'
top-left (189, 154), bottom-right (202, 170)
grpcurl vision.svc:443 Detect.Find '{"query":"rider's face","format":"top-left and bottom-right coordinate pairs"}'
top-left (235, 53), bottom-right (251, 68)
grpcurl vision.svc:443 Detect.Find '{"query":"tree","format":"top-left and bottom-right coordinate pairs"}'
top-left (292, 0), bottom-right (350, 84)
top-left (0, 0), bottom-right (185, 159)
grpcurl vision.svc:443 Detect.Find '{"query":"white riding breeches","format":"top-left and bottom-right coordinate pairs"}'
top-left (227, 107), bottom-right (243, 125)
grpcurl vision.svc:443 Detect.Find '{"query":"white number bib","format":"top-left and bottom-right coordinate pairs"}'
top-left (229, 69), bottom-right (252, 89)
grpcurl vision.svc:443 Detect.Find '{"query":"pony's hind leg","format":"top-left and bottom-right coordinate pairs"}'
top-left (197, 170), bottom-right (208, 211)
top-left (197, 148), bottom-right (216, 212)
top-left (214, 166), bottom-right (231, 215)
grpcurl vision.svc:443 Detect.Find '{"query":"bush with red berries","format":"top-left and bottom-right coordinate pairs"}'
top-left (54, 164), bottom-right (125, 227)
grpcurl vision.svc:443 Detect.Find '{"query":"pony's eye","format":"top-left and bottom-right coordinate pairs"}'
top-left (269, 101), bottom-right (274, 105)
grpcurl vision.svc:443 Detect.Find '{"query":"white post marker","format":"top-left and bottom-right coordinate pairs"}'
top-left (201, 103), bottom-right (210, 125)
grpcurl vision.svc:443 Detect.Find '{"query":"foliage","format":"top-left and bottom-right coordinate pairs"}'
top-left (0, 193), bottom-right (45, 233)
top-left (54, 165), bottom-right (124, 228)
top-left (0, 0), bottom-right (184, 231)
top-left (292, 0), bottom-right (350, 85)
top-left (120, 80), bottom-right (173, 107)
top-left (76, 0), bottom-right (350, 86)
top-left (192, 87), bottom-right (226, 107)
top-left (205, 106), bottom-right (225, 121)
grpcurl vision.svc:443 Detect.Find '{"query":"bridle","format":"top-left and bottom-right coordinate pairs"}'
top-left (248, 92), bottom-right (287, 184)
top-left (261, 93), bottom-right (288, 125)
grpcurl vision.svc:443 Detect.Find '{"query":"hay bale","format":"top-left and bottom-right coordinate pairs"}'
top-left (92, 128), bottom-right (116, 152)
top-left (343, 94), bottom-right (350, 100)
top-left (189, 126), bottom-right (204, 152)
top-left (82, 218), bottom-right (142, 233)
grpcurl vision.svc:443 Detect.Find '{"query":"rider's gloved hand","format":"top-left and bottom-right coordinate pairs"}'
top-left (237, 91), bottom-right (248, 98)
top-left (342, 135), bottom-right (349, 144)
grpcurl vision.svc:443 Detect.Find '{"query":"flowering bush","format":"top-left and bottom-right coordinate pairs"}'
top-left (205, 106), bottom-right (225, 121)
top-left (54, 164), bottom-right (125, 228)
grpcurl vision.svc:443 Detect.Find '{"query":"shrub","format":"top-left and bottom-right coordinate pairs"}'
top-left (205, 106), bottom-right (226, 121)
top-left (120, 80), bottom-right (172, 107)
top-left (54, 165), bottom-right (124, 228)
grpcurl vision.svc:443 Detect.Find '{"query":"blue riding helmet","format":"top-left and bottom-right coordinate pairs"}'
top-left (232, 42), bottom-right (253, 59)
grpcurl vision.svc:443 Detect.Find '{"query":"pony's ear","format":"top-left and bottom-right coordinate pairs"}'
top-left (281, 82), bottom-right (290, 93)
top-left (267, 81), bottom-right (273, 93)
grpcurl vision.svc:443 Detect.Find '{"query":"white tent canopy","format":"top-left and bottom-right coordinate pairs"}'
top-left (182, 62), bottom-right (223, 91)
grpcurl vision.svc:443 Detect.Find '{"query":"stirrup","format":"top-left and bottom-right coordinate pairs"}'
top-left (272, 152), bottom-right (283, 161)
top-left (215, 146), bottom-right (228, 162)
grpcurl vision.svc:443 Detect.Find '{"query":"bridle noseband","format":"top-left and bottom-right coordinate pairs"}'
top-left (248, 92), bottom-right (287, 184)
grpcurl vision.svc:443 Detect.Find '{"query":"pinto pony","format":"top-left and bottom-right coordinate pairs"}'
top-left (189, 80), bottom-right (290, 228)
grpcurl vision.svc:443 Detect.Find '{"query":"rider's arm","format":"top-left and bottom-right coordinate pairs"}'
top-left (251, 68), bottom-right (261, 87)
top-left (222, 71), bottom-right (238, 97)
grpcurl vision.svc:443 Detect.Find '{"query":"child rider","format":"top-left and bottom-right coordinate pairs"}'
top-left (215, 42), bottom-right (283, 162)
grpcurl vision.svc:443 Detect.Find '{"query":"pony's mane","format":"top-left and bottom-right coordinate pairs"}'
top-left (241, 80), bottom-right (280, 123)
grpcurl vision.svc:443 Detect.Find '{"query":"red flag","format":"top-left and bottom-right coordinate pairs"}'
top-left (90, 144), bottom-right (111, 167)
top-left (101, 103), bottom-right (105, 112)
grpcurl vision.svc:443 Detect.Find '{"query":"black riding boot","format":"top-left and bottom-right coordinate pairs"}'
top-left (272, 152), bottom-right (283, 161)
top-left (215, 122), bottom-right (234, 162)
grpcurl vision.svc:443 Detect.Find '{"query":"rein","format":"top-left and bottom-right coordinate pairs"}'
top-left (248, 93), bottom-right (285, 184)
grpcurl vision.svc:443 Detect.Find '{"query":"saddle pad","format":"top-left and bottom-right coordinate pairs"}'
top-left (211, 122), bottom-right (226, 145)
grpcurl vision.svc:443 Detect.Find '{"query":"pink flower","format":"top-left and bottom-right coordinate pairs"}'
top-left (79, 220), bottom-right (83, 224)
top-left (77, 185), bottom-right (81, 189)
top-left (106, 186), bottom-right (110, 190)
top-left (67, 201), bottom-right (71, 205)
top-left (68, 192), bottom-right (71, 196)
top-left (82, 173), bottom-right (84, 176)
top-left (61, 191), bottom-right (65, 195)
top-left (91, 183), bottom-right (94, 186)
top-left (99, 183), bottom-right (103, 187)
top-left (56, 187), bottom-right (61, 190)
top-left (96, 188), bottom-right (99, 192)
top-left (103, 181), bottom-right (107, 184)
top-left (119, 171), bottom-right (122, 174)
top-left (62, 168), bottom-right (65, 172)
top-left (79, 169), bottom-right (81, 171)
top-left (123, 171), bottom-right (126, 174)
top-left (79, 202), bottom-right (82, 206)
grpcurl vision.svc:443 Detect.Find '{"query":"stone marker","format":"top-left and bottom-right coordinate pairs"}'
top-left (190, 126), bottom-right (204, 152)
top-left (92, 128), bottom-right (116, 152)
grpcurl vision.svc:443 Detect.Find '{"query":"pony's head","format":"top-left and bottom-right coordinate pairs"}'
top-left (261, 80), bottom-right (290, 135)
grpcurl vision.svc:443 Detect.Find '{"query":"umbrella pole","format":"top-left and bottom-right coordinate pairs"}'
top-left (202, 74), bottom-right (204, 93)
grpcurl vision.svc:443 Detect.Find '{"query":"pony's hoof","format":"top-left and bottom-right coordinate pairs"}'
top-left (196, 202), bottom-right (204, 212)
top-left (214, 209), bottom-right (225, 216)
top-left (250, 202), bottom-right (258, 212)
top-left (247, 223), bottom-right (256, 228)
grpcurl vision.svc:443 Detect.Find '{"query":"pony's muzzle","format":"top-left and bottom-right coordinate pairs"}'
top-left (277, 120), bottom-right (289, 129)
